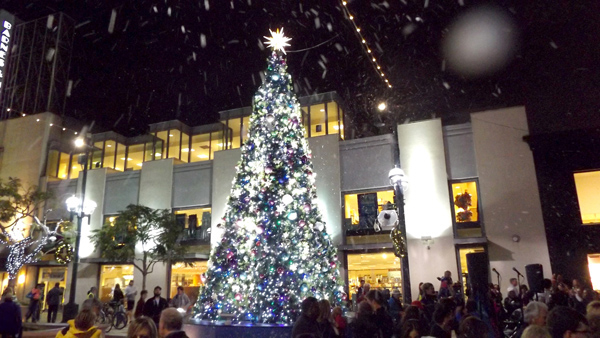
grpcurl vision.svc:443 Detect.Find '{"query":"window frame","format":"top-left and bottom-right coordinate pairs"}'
top-left (448, 178), bottom-right (486, 239)
top-left (342, 187), bottom-right (397, 237)
top-left (573, 169), bottom-right (600, 225)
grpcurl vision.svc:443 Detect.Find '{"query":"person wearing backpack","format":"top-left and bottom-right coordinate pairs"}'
top-left (25, 284), bottom-right (42, 323)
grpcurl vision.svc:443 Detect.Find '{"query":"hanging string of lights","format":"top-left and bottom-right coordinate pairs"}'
top-left (339, 0), bottom-right (392, 88)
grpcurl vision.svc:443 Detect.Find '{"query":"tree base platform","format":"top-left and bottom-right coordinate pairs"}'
top-left (184, 320), bottom-right (292, 338)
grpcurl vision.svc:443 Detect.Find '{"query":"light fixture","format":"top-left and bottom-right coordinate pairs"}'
top-left (333, 125), bottom-right (339, 131)
top-left (378, 102), bottom-right (387, 111)
top-left (18, 274), bottom-right (25, 284)
top-left (36, 119), bottom-right (40, 122)
top-left (182, 148), bottom-right (190, 152)
top-left (107, 144), bottom-right (112, 147)
top-left (22, 114), bottom-right (26, 117)
top-left (72, 166), bottom-right (77, 169)
top-left (198, 154), bottom-right (209, 159)
top-left (136, 163), bottom-right (143, 167)
top-left (169, 134), bottom-right (174, 137)
top-left (389, 166), bottom-right (408, 192)
top-left (382, 253), bottom-right (388, 259)
top-left (74, 138), bottom-right (85, 147)
top-left (155, 152), bottom-right (161, 156)
top-left (65, 196), bottom-right (97, 216)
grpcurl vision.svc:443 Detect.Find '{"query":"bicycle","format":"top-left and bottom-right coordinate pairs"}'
top-left (99, 301), bottom-right (128, 332)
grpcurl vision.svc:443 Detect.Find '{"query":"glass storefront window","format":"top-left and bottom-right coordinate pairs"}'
top-left (228, 118), bottom-right (242, 150)
top-left (310, 103), bottom-right (326, 137)
top-left (301, 106), bottom-right (310, 138)
top-left (126, 144), bottom-right (144, 170)
top-left (588, 254), bottom-right (600, 291)
top-left (191, 133), bottom-right (211, 162)
top-left (168, 129), bottom-right (182, 160)
top-left (344, 190), bottom-right (395, 230)
top-left (115, 143), bottom-right (126, 171)
top-left (58, 152), bottom-right (70, 179)
top-left (457, 246), bottom-right (486, 293)
top-left (170, 261), bottom-right (208, 304)
top-left (241, 116), bottom-right (250, 145)
top-left (38, 267), bottom-right (67, 310)
top-left (339, 106), bottom-right (345, 140)
top-left (99, 264), bottom-right (134, 303)
top-left (574, 171), bottom-right (600, 224)
top-left (174, 207), bottom-right (212, 242)
top-left (210, 131), bottom-right (224, 159)
top-left (154, 139), bottom-right (164, 160)
top-left (450, 180), bottom-right (482, 238)
top-left (70, 153), bottom-right (84, 179)
top-left (181, 132), bottom-right (190, 162)
top-left (347, 251), bottom-right (401, 300)
top-left (46, 149), bottom-right (59, 177)
top-left (102, 140), bottom-right (116, 169)
top-left (327, 102), bottom-right (339, 135)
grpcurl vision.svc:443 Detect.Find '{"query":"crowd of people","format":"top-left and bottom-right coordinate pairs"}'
top-left (293, 271), bottom-right (600, 338)
top-left (0, 280), bottom-right (192, 338)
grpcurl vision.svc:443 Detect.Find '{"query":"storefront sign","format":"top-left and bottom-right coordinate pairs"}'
top-left (0, 10), bottom-right (15, 96)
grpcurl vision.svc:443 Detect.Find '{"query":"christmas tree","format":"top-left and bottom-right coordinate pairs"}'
top-left (192, 28), bottom-right (344, 324)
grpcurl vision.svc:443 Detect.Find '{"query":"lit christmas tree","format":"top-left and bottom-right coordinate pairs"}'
top-left (193, 28), bottom-right (344, 324)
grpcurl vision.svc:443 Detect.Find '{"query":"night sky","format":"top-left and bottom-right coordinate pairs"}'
top-left (0, 0), bottom-right (598, 136)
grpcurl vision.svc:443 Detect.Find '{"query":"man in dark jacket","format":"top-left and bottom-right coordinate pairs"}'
top-left (292, 297), bottom-right (322, 338)
top-left (46, 282), bottom-right (63, 323)
top-left (144, 286), bottom-right (168, 325)
top-left (0, 291), bottom-right (22, 338)
top-left (159, 308), bottom-right (189, 338)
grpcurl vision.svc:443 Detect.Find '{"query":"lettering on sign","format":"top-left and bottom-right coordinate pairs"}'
top-left (0, 20), bottom-right (13, 91)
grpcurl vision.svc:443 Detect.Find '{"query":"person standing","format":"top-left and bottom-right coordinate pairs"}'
top-left (388, 289), bottom-right (404, 323)
top-left (0, 289), bottom-right (22, 338)
top-left (46, 282), bottom-right (63, 323)
top-left (158, 308), bottom-right (189, 338)
top-left (25, 284), bottom-right (42, 323)
top-left (87, 287), bottom-right (98, 299)
top-left (365, 290), bottom-right (394, 338)
top-left (143, 286), bottom-right (168, 326)
top-left (292, 297), bottom-right (322, 338)
top-left (113, 283), bottom-right (124, 304)
top-left (125, 281), bottom-right (138, 321)
top-left (135, 290), bottom-right (148, 318)
top-left (171, 287), bottom-right (190, 311)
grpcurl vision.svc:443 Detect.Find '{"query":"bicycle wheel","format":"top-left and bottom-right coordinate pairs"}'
top-left (105, 313), bottom-right (114, 333)
top-left (113, 311), bottom-right (128, 330)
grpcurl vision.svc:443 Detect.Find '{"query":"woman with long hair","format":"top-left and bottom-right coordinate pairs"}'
top-left (127, 316), bottom-right (158, 338)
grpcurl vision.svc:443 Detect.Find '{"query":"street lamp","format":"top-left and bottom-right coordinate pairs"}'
top-left (62, 137), bottom-right (95, 322)
top-left (378, 102), bottom-right (387, 111)
top-left (389, 165), bottom-right (412, 304)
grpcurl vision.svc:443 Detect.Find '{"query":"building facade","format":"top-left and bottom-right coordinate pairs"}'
top-left (0, 97), bottom-right (553, 308)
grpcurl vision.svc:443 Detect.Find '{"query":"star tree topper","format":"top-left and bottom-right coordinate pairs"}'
top-left (264, 28), bottom-right (292, 54)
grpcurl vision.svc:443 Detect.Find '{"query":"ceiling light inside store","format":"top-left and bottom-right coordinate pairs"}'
top-left (198, 154), bottom-right (209, 159)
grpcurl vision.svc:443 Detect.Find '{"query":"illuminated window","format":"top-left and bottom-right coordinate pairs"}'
top-left (574, 171), bottom-right (600, 224)
top-left (70, 153), bottom-right (84, 179)
top-left (347, 251), bottom-right (400, 299)
top-left (168, 129), bottom-right (182, 160)
top-left (154, 139), bottom-right (164, 160)
top-left (38, 267), bottom-right (67, 310)
top-left (327, 101), bottom-right (339, 135)
top-left (191, 133), bottom-right (211, 162)
top-left (450, 180), bottom-right (483, 238)
top-left (91, 142), bottom-right (104, 169)
top-left (104, 215), bottom-right (118, 226)
top-left (58, 152), bottom-right (70, 179)
top-left (210, 131), bottom-right (224, 159)
top-left (46, 150), bottom-right (59, 177)
top-left (103, 140), bottom-right (117, 169)
top-left (339, 106), bottom-right (345, 140)
top-left (126, 144), bottom-right (144, 171)
top-left (588, 254), bottom-right (600, 291)
top-left (228, 118), bottom-right (242, 149)
top-left (310, 103), bottom-right (326, 137)
top-left (181, 132), bottom-right (190, 162)
top-left (170, 261), bottom-right (208, 303)
top-left (99, 264), bottom-right (134, 303)
top-left (457, 246), bottom-right (486, 293)
top-left (344, 190), bottom-right (395, 229)
top-left (241, 116), bottom-right (250, 145)
top-left (174, 207), bottom-right (212, 242)
top-left (115, 143), bottom-right (126, 171)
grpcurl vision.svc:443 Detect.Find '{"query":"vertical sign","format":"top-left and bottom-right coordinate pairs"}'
top-left (0, 10), bottom-right (15, 106)
top-left (358, 192), bottom-right (378, 230)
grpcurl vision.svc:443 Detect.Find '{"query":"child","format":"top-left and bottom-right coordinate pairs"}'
top-left (332, 306), bottom-right (346, 337)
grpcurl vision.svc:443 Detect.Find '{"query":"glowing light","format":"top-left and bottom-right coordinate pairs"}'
top-left (17, 274), bottom-right (25, 284)
top-left (378, 102), bottom-right (387, 111)
top-left (382, 253), bottom-right (388, 259)
top-left (198, 154), bottom-right (209, 159)
top-left (264, 28), bottom-right (292, 54)
top-left (74, 138), bottom-right (85, 147)
top-left (107, 144), bottom-right (112, 147)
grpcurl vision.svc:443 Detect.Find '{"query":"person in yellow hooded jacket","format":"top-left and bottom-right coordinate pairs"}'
top-left (56, 309), bottom-right (104, 338)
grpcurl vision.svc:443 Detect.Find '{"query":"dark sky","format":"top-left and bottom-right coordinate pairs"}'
top-left (0, 0), bottom-right (598, 136)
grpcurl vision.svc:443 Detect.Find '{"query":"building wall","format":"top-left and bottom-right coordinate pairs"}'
top-left (471, 107), bottom-right (552, 283)
top-left (210, 149), bottom-right (241, 246)
top-left (339, 134), bottom-right (396, 192)
top-left (135, 159), bottom-right (174, 291)
top-left (173, 161), bottom-right (212, 209)
top-left (443, 123), bottom-right (478, 179)
top-left (398, 119), bottom-right (457, 298)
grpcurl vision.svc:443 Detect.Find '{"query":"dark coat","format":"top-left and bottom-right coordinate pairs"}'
top-left (165, 330), bottom-right (189, 338)
top-left (292, 315), bottom-right (322, 338)
top-left (134, 298), bottom-right (146, 318)
top-left (46, 286), bottom-right (63, 306)
top-left (0, 298), bottom-right (22, 335)
top-left (143, 296), bottom-right (168, 324)
top-left (429, 323), bottom-right (451, 338)
top-left (373, 307), bottom-right (394, 338)
top-left (348, 314), bottom-right (379, 338)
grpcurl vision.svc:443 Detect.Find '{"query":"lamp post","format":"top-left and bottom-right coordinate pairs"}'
top-left (389, 166), bottom-right (411, 304)
top-left (62, 138), bottom-right (97, 322)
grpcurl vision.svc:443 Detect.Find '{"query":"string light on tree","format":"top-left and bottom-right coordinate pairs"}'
top-left (192, 28), bottom-right (344, 325)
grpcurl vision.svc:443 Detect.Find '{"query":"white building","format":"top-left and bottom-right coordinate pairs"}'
top-left (0, 93), bottom-right (551, 308)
